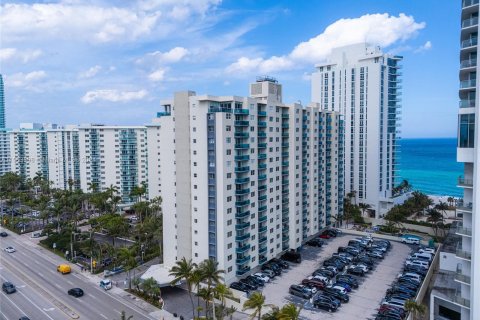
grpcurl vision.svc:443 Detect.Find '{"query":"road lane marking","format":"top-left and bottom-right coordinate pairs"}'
top-left (100, 313), bottom-right (108, 319)
top-left (37, 272), bottom-right (44, 277)
top-left (55, 284), bottom-right (62, 288)
top-left (43, 307), bottom-right (56, 311)
top-left (67, 280), bottom-right (74, 285)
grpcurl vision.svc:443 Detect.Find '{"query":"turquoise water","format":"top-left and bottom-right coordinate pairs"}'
top-left (399, 138), bottom-right (463, 197)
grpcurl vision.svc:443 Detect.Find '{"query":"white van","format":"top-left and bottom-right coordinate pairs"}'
top-left (412, 252), bottom-right (433, 262)
top-left (402, 272), bottom-right (422, 282)
top-left (401, 237), bottom-right (420, 245)
top-left (407, 260), bottom-right (429, 269)
top-left (418, 247), bottom-right (435, 255)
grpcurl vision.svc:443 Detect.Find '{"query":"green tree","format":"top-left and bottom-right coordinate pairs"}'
top-left (130, 182), bottom-right (147, 203)
top-left (384, 205), bottom-right (406, 230)
top-left (278, 303), bottom-right (302, 320)
top-left (358, 203), bottom-right (371, 217)
top-left (404, 300), bottom-right (426, 320)
top-left (117, 247), bottom-right (138, 290)
top-left (169, 258), bottom-right (197, 319)
top-left (435, 201), bottom-right (449, 221)
top-left (96, 213), bottom-right (129, 247)
top-left (427, 208), bottom-right (443, 237)
top-left (117, 311), bottom-right (133, 320)
top-left (261, 306), bottom-right (280, 320)
top-left (198, 259), bottom-right (225, 318)
top-left (243, 292), bottom-right (269, 320)
top-left (214, 283), bottom-right (234, 320)
top-left (142, 277), bottom-right (161, 299)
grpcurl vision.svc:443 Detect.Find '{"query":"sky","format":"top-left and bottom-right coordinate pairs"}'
top-left (0, 0), bottom-right (460, 138)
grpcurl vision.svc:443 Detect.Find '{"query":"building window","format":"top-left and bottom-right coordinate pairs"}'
top-left (459, 113), bottom-right (475, 148)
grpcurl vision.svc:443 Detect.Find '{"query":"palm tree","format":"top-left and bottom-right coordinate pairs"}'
top-left (142, 277), bottom-right (161, 300)
top-left (243, 292), bottom-right (268, 320)
top-left (214, 283), bottom-right (234, 320)
top-left (198, 287), bottom-right (214, 318)
top-left (117, 311), bottom-right (133, 320)
top-left (278, 303), bottom-right (302, 320)
top-left (404, 300), bottom-right (426, 320)
top-left (435, 201), bottom-right (449, 221)
top-left (261, 306), bottom-right (280, 320)
top-left (358, 203), bottom-right (371, 217)
top-left (191, 268), bottom-right (205, 319)
top-left (427, 208), bottom-right (442, 237)
top-left (169, 258), bottom-right (197, 319)
top-left (117, 247), bottom-right (138, 289)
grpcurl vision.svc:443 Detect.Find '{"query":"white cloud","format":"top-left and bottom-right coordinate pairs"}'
top-left (79, 65), bottom-right (102, 79)
top-left (1, 1), bottom-right (220, 44)
top-left (148, 69), bottom-right (167, 82)
top-left (414, 40), bottom-right (432, 53)
top-left (7, 70), bottom-right (47, 88)
top-left (0, 47), bottom-right (42, 63)
top-left (81, 89), bottom-right (148, 104)
top-left (138, 47), bottom-right (189, 65)
top-left (226, 13), bottom-right (426, 74)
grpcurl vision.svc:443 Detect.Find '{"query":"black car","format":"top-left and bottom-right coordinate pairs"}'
top-left (262, 264), bottom-right (281, 276)
top-left (2, 282), bottom-right (16, 294)
top-left (323, 260), bottom-right (344, 271)
top-left (281, 250), bottom-right (301, 263)
top-left (347, 267), bottom-right (365, 276)
top-left (0, 231), bottom-right (8, 237)
top-left (313, 268), bottom-right (335, 278)
top-left (19, 317), bottom-right (31, 320)
top-left (239, 278), bottom-right (258, 290)
top-left (336, 275), bottom-right (359, 288)
top-left (270, 258), bottom-right (289, 269)
top-left (322, 287), bottom-right (349, 303)
top-left (68, 288), bottom-right (84, 297)
top-left (313, 298), bottom-right (338, 312)
top-left (387, 286), bottom-right (416, 297)
top-left (246, 275), bottom-right (264, 286)
top-left (306, 238), bottom-right (324, 247)
top-left (289, 284), bottom-right (312, 299)
top-left (316, 294), bottom-right (341, 308)
top-left (230, 282), bottom-right (250, 294)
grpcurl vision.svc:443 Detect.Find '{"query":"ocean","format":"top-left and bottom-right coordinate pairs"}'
top-left (398, 138), bottom-right (463, 197)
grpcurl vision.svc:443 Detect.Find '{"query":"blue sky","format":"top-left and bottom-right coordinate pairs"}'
top-left (0, 0), bottom-right (459, 138)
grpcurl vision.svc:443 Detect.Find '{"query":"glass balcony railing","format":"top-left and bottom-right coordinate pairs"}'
top-left (235, 143), bottom-right (249, 149)
top-left (282, 161), bottom-right (289, 166)
top-left (258, 163), bottom-right (267, 169)
top-left (456, 248), bottom-right (472, 260)
top-left (235, 177), bottom-right (250, 184)
top-left (458, 176), bottom-right (473, 187)
top-left (235, 211), bottom-right (250, 219)
top-left (258, 205), bottom-right (267, 212)
top-left (460, 79), bottom-right (477, 89)
top-left (258, 194), bottom-right (267, 201)
top-left (235, 188), bottom-right (250, 196)
top-left (234, 132), bottom-right (249, 139)
top-left (259, 215), bottom-right (267, 223)
top-left (234, 109), bottom-right (249, 115)
top-left (258, 185), bottom-right (267, 191)
top-left (235, 222), bottom-right (250, 231)
top-left (236, 255), bottom-right (250, 265)
top-left (258, 143), bottom-right (267, 148)
top-left (463, 0), bottom-right (479, 7)
top-left (236, 267), bottom-right (250, 276)
top-left (235, 199), bottom-right (250, 207)
top-left (258, 174), bottom-right (267, 181)
top-left (461, 38), bottom-right (478, 48)
top-left (258, 111), bottom-right (267, 116)
top-left (454, 272), bottom-right (471, 284)
top-left (235, 155), bottom-right (250, 161)
top-left (235, 166), bottom-right (250, 173)
top-left (259, 237), bottom-right (267, 244)
top-left (258, 226), bottom-right (267, 233)
top-left (258, 121), bottom-right (267, 128)
top-left (462, 16), bottom-right (479, 28)
top-left (235, 233), bottom-right (250, 241)
top-left (234, 120), bottom-right (249, 127)
top-left (259, 246), bottom-right (267, 254)
top-left (460, 59), bottom-right (477, 69)
top-left (282, 113), bottom-right (289, 119)
top-left (258, 154), bottom-right (267, 160)
top-left (259, 256), bottom-right (267, 264)
top-left (258, 132), bottom-right (267, 138)
top-left (459, 99), bottom-right (476, 108)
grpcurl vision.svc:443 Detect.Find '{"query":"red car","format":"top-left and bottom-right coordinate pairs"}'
top-left (319, 233), bottom-right (331, 239)
top-left (301, 278), bottom-right (326, 289)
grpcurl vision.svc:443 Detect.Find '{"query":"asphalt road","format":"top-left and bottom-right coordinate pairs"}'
top-left (0, 228), bottom-right (156, 320)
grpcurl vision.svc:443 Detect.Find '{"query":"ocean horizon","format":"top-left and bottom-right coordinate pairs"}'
top-left (398, 137), bottom-right (463, 198)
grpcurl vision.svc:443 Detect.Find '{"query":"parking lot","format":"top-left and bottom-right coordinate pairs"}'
top-left (261, 233), bottom-right (412, 319)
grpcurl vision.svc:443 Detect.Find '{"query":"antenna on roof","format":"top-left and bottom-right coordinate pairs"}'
top-left (256, 75), bottom-right (277, 83)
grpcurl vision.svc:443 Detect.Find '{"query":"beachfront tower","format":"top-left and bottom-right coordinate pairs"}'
top-left (430, 1), bottom-right (479, 319)
top-left (311, 44), bottom-right (403, 218)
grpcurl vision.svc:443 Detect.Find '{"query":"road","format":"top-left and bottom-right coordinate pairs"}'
top-left (0, 228), bottom-right (157, 320)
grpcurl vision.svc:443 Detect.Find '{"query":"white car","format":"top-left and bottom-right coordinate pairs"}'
top-left (418, 248), bottom-right (435, 255)
top-left (401, 237), bottom-right (420, 245)
top-left (299, 284), bottom-right (317, 294)
top-left (310, 275), bottom-right (329, 283)
top-left (4, 246), bottom-right (15, 253)
top-left (328, 285), bottom-right (348, 295)
top-left (253, 273), bottom-right (270, 283)
top-left (349, 264), bottom-right (368, 273)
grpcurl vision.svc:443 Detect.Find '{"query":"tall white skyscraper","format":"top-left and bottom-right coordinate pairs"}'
top-left (311, 43), bottom-right (402, 217)
top-left (151, 78), bottom-right (344, 283)
top-left (0, 74), bottom-right (11, 176)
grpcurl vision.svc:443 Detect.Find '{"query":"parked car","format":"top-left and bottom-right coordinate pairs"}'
top-left (306, 238), bottom-right (324, 247)
top-left (253, 273), bottom-right (270, 283)
top-left (401, 237), bottom-right (420, 245)
top-left (316, 294), bottom-right (341, 308)
top-left (302, 278), bottom-right (326, 289)
top-left (336, 276), bottom-right (359, 289)
top-left (313, 297), bottom-right (338, 312)
top-left (322, 287), bottom-right (349, 303)
top-left (2, 282), bottom-right (16, 294)
top-left (289, 284), bottom-right (313, 299)
top-left (67, 288), bottom-right (84, 297)
top-left (319, 233), bottom-right (332, 239)
top-left (333, 282), bottom-right (352, 292)
top-left (367, 251), bottom-right (384, 259)
top-left (0, 231), bottom-right (8, 237)
top-left (246, 275), bottom-right (264, 286)
top-left (270, 258), bottom-right (290, 269)
top-left (261, 269), bottom-right (276, 279)
top-left (281, 250), bottom-right (301, 263)
top-left (230, 282), bottom-right (250, 294)
top-left (347, 266), bottom-right (365, 276)
top-left (239, 278), bottom-right (258, 290)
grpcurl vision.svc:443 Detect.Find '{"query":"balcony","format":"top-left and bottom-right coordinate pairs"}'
top-left (236, 244), bottom-right (251, 254)
top-left (259, 237), bottom-right (267, 244)
top-left (456, 248), bottom-right (472, 260)
top-left (282, 179), bottom-right (289, 185)
top-left (459, 99), bottom-right (476, 108)
top-left (235, 143), bottom-right (249, 150)
top-left (455, 272), bottom-right (471, 285)
top-left (258, 154), bottom-right (267, 160)
top-left (236, 188), bottom-right (250, 196)
top-left (460, 59), bottom-right (477, 69)
top-left (235, 155), bottom-right (250, 161)
top-left (258, 111), bottom-right (267, 116)
top-left (236, 255), bottom-right (251, 265)
top-left (258, 163), bottom-right (267, 169)
top-left (457, 176), bottom-right (473, 187)
top-left (235, 132), bottom-right (249, 139)
top-left (448, 292), bottom-right (471, 309)
top-left (258, 174), bottom-right (267, 181)
top-left (259, 246), bottom-right (267, 254)
top-left (463, 0), bottom-right (479, 8)
top-left (282, 152), bottom-right (289, 157)
top-left (282, 143), bottom-right (289, 148)
top-left (258, 205), bottom-right (267, 212)
top-left (462, 16), bottom-right (478, 29)
top-left (234, 120), bottom-right (249, 127)
top-left (461, 38), bottom-right (478, 49)
top-left (235, 233), bottom-right (250, 241)
top-left (460, 79), bottom-right (476, 89)
top-left (282, 161), bottom-right (289, 166)
top-left (258, 226), bottom-right (267, 233)
top-left (236, 267), bottom-right (250, 276)
top-left (235, 200), bottom-right (250, 207)
top-left (235, 177), bottom-right (250, 184)
top-left (282, 123), bottom-right (289, 129)
top-left (259, 256), bottom-right (267, 264)
top-left (235, 166), bottom-right (250, 173)
top-left (258, 185), bottom-right (267, 191)
top-left (258, 143), bottom-right (267, 149)
top-left (258, 194), bottom-right (267, 201)
top-left (259, 215), bottom-right (267, 223)
top-left (235, 211), bottom-right (250, 219)
top-left (258, 121), bottom-right (267, 128)
top-left (456, 225), bottom-right (473, 237)
top-left (282, 235), bottom-right (290, 242)
top-left (258, 132), bottom-right (267, 138)
top-left (234, 109), bottom-right (249, 115)
top-left (282, 113), bottom-right (289, 119)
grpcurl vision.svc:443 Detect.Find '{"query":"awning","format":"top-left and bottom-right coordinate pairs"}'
top-left (140, 264), bottom-right (182, 287)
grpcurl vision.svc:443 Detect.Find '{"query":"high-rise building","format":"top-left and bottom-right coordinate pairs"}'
top-left (151, 78), bottom-right (344, 283)
top-left (0, 74), bottom-right (5, 129)
top-left (0, 74), bottom-right (11, 176)
top-left (77, 125), bottom-right (148, 203)
top-left (9, 123), bottom-right (80, 189)
top-left (430, 1), bottom-right (478, 319)
top-left (311, 43), bottom-right (402, 218)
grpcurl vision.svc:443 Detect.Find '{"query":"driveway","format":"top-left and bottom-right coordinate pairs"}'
top-left (261, 233), bottom-right (412, 319)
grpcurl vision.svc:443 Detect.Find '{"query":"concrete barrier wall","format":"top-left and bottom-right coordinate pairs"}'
top-left (364, 218), bottom-right (436, 236)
